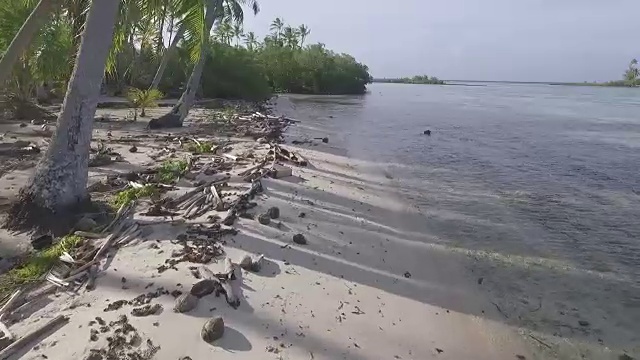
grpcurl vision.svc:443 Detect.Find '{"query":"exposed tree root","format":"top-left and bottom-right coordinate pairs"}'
top-left (148, 111), bottom-right (182, 129)
top-left (2, 191), bottom-right (94, 236)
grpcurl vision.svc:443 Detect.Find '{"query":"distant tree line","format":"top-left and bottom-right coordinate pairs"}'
top-left (373, 75), bottom-right (445, 85)
top-left (602, 58), bottom-right (640, 87)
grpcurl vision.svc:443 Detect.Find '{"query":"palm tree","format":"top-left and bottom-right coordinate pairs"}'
top-left (0, 0), bottom-right (58, 85)
top-left (6, 0), bottom-right (121, 231)
top-left (232, 22), bottom-right (242, 46)
top-left (150, 0), bottom-right (259, 128)
top-left (282, 25), bottom-right (298, 48)
top-left (0, 0), bottom-right (74, 114)
top-left (624, 58), bottom-right (639, 82)
top-left (243, 31), bottom-right (258, 51)
top-left (215, 20), bottom-right (233, 45)
top-left (269, 17), bottom-right (283, 39)
top-left (297, 24), bottom-right (309, 47)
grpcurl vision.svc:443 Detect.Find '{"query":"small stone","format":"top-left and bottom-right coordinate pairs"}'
top-left (250, 255), bottom-right (264, 272)
top-left (477, 277), bottom-right (483, 285)
top-left (619, 354), bottom-right (634, 360)
top-left (257, 213), bottom-right (271, 225)
top-left (293, 234), bottom-right (307, 245)
top-left (75, 217), bottom-right (97, 231)
top-left (322, 137), bottom-right (329, 143)
top-left (578, 320), bottom-right (590, 327)
top-left (190, 280), bottom-right (218, 298)
top-left (121, 277), bottom-right (126, 283)
top-left (201, 317), bottom-right (225, 343)
top-left (267, 206), bottom-right (280, 219)
top-left (174, 293), bottom-right (199, 313)
top-left (129, 146), bottom-right (138, 153)
top-left (403, 271), bottom-right (411, 278)
top-left (257, 137), bottom-right (268, 144)
top-left (238, 255), bottom-right (253, 271)
top-left (298, 212), bottom-right (306, 218)
top-left (19, 122), bottom-right (27, 128)
top-left (424, 130), bottom-right (431, 135)
top-left (435, 348), bottom-right (443, 354)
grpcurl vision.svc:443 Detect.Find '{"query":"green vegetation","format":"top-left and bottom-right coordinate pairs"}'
top-left (373, 75), bottom-right (445, 85)
top-left (125, 88), bottom-right (163, 120)
top-left (111, 185), bottom-right (157, 208)
top-left (602, 58), bottom-right (640, 87)
top-left (0, 3), bottom-right (371, 120)
top-left (0, 235), bottom-right (82, 293)
top-left (157, 159), bottom-right (190, 183)
top-left (186, 140), bottom-right (216, 154)
top-left (153, 18), bottom-right (372, 98)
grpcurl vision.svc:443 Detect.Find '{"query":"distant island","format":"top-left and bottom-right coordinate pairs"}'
top-left (373, 75), bottom-right (446, 85)
top-left (372, 59), bottom-right (640, 88)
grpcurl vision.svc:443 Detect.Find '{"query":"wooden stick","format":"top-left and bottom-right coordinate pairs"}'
top-left (85, 264), bottom-right (98, 291)
top-left (210, 184), bottom-right (223, 211)
top-left (0, 315), bottom-right (68, 360)
top-left (101, 202), bottom-right (128, 234)
top-left (0, 321), bottom-right (14, 341)
top-left (0, 290), bottom-right (23, 319)
top-left (73, 231), bottom-right (104, 239)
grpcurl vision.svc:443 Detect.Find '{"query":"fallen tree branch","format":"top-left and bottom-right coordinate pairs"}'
top-left (221, 180), bottom-right (262, 226)
top-left (0, 315), bottom-right (68, 360)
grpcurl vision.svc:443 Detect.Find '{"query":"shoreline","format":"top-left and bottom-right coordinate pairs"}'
top-left (0, 96), bottom-right (636, 359)
top-left (0, 100), bottom-right (538, 359)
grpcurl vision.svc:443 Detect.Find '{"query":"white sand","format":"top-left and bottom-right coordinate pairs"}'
top-left (0, 105), bottom-right (541, 360)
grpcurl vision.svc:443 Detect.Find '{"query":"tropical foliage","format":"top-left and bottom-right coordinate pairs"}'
top-left (0, 2), bottom-right (371, 119)
top-left (126, 87), bottom-right (163, 120)
top-left (603, 58), bottom-right (640, 87)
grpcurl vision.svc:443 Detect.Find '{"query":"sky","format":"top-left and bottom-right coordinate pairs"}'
top-left (242, 0), bottom-right (640, 82)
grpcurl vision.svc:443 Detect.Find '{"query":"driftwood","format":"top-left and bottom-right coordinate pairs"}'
top-left (0, 290), bottom-right (23, 321)
top-left (0, 321), bottom-right (13, 341)
top-left (199, 262), bottom-right (239, 309)
top-left (85, 264), bottom-right (99, 291)
top-left (221, 180), bottom-right (263, 226)
top-left (0, 315), bottom-right (68, 360)
top-left (210, 184), bottom-right (223, 211)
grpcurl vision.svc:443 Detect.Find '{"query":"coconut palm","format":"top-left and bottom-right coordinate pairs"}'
top-left (269, 17), bottom-right (283, 39)
top-left (0, 0), bottom-right (59, 85)
top-left (151, 0), bottom-right (259, 128)
top-left (243, 31), bottom-right (258, 51)
top-left (282, 26), bottom-right (298, 48)
top-left (297, 24), bottom-right (309, 47)
top-left (0, 0), bottom-right (74, 115)
top-left (232, 22), bottom-right (242, 46)
top-left (6, 0), bottom-right (121, 232)
top-left (215, 20), bottom-right (233, 44)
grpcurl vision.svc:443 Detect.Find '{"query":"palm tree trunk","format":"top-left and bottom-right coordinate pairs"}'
top-left (149, 24), bottom-right (185, 90)
top-left (70, 0), bottom-right (89, 52)
top-left (0, 0), bottom-right (56, 85)
top-left (5, 0), bottom-right (120, 233)
top-left (149, 0), bottom-right (217, 128)
top-left (155, 0), bottom-right (167, 54)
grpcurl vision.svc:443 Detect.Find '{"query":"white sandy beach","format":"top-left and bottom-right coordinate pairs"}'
top-left (0, 102), bottom-right (548, 360)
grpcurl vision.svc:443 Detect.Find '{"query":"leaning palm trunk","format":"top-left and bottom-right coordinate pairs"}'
top-left (5, 0), bottom-right (120, 233)
top-left (149, 24), bottom-right (185, 91)
top-left (149, 0), bottom-right (218, 129)
top-left (0, 0), bottom-right (57, 85)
